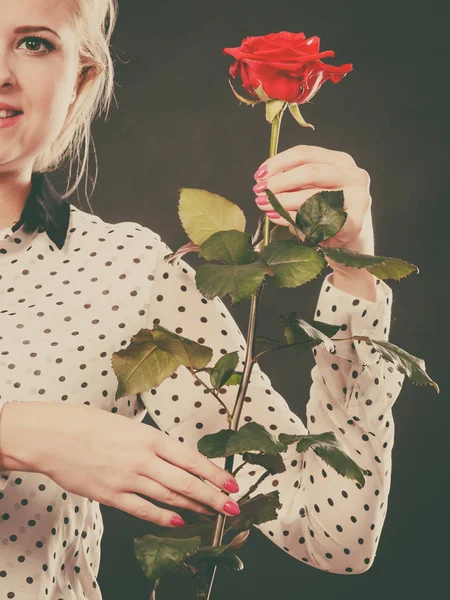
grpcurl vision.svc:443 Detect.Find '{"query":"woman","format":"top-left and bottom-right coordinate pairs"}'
top-left (0, 0), bottom-right (405, 597)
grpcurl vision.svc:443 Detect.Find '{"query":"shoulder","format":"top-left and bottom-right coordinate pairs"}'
top-left (68, 205), bottom-right (164, 252)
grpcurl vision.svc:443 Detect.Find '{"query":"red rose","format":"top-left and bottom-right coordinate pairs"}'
top-left (223, 31), bottom-right (353, 104)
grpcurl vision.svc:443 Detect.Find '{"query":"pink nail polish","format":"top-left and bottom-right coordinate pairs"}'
top-left (170, 516), bottom-right (186, 527)
top-left (223, 479), bottom-right (240, 493)
top-left (255, 196), bottom-right (270, 206)
top-left (266, 211), bottom-right (280, 219)
top-left (253, 181), bottom-right (268, 194)
top-left (223, 500), bottom-right (241, 516)
top-left (255, 164), bottom-right (268, 179)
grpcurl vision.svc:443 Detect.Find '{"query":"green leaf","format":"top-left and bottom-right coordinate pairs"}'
top-left (112, 329), bottom-right (181, 400)
top-left (197, 429), bottom-right (236, 458)
top-left (152, 326), bottom-right (213, 369)
top-left (201, 367), bottom-right (243, 386)
top-left (178, 188), bottom-right (246, 246)
top-left (112, 326), bottom-right (213, 400)
top-left (192, 565), bottom-right (210, 600)
top-left (279, 313), bottom-right (339, 352)
top-left (148, 519), bottom-right (215, 547)
top-left (370, 340), bottom-right (439, 392)
top-left (312, 444), bottom-right (366, 487)
top-left (222, 371), bottom-right (243, 385)
top-left (186, 545), bottom-right (246, 600)
top-left (270, 224), bottom-right (296, 242)
top-left (184, 530), bottom-right (250, 569)
top-left (262, 240), bottom-right (326, 287)
top-left (224, 491), bottom-right (282, 532)
top-left (242, 451), bottom-right (287, 475)
top-left (366, 259), bottom-right (419, 280)
top-left (212, 550), bottom-right (245, 572)
top-left (278, 430), bottom-right (338, 450)
top-left (195, 260), bottom-right (269, 305)
top-left (278, 431), bottom-right (366, 487)
top-left (199, 230), bottom-right (257, 265)
top-left (197, 422), bottom-right (286, 459)
top-left (321, 247), bottom-right (418, 280)
top-left (210, 351), bottom-right (240, 390)
top-left (227, 422), bottom-right (288, 455)
top-left (254, 222), bottom-right (295, 254)
top-left (295, 190), bottom-right (348, 245)
top-left (264, 189), bottom-right (298, 229)
top-left (311, 319), bottom-right (344, 339)
top-left (187, 547), bottom-right (245, 571)
top-left (133, 534), bottom-right (201, 580)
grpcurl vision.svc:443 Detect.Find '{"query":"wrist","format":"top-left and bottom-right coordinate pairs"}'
top-left (0, 402), bottom-right (27, 471)
top-left (330, 268), bottom-right (377, 302)
top-left (0, 401), bottom-right (52, 473)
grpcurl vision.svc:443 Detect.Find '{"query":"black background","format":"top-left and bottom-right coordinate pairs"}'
top-left (59, 0), bottom-right (449, 598)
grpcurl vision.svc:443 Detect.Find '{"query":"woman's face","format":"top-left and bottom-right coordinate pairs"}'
top-left (0, 0), bottom-right (79, 173)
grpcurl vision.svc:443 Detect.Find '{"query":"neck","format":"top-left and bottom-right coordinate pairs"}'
top-left (0, 167), bottom-right (33, 229)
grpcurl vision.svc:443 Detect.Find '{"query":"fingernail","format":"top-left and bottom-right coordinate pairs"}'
top-left (255, 164), bottom-right (268, 179)
top-left (255, 196), bottom-right (270, 206)
top-left (266, 211), bottom-right (281, 219)
top-left (223, 479), bottom-right (239, 493)
top-left (253, 181), bottom-right (268, 194)
top-left (223, 500), bottom-right (241, 516)
top-left (170, 516), bottom-right (186, 527)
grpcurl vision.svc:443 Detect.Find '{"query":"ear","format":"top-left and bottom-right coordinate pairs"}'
top-left (80, 64), bottom-right (100, 85)
top-left (75, 63), bottom-right (101, 97)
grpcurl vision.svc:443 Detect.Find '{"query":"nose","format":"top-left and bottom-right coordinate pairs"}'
top-left (0, 48), bottom-right (17, 89)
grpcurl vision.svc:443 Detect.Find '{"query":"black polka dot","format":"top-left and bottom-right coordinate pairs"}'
top-left (0, 186), bottom-right (396, 588)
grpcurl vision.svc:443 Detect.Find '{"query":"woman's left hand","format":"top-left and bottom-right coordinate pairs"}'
top-left (253, 144), bottom-right (375, 267)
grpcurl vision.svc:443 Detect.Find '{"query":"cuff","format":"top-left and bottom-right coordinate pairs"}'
top-left (314, 272), bottom-right (393, 364)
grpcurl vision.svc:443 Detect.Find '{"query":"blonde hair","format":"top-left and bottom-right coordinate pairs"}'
top-left (33, 0), bottom-right (119, 209)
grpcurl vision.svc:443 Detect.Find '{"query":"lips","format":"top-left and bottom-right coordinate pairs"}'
top-left (0, 104), bottom-right (22, 112)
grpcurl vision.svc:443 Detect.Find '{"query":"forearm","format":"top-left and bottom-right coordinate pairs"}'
top-left (331, 268), bottom-right (377, 303)
top-left (0, 401), bottom-right (50, 474)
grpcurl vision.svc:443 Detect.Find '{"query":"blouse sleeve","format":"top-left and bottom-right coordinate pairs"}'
top-left (0, 401), bottom-right (13, 491)
top-left (138, 233), bottom-right (405, 575)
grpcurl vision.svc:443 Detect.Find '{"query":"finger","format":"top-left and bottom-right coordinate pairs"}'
top-left (260, 187), bottom-right (371, 243)
top-left (264, 209), bottom-right (297, 227)
top-left (147, 457), bottom-right (238, 515)
top-left (111, 492), bottom-right (186, 527)
top-left (134, 475), bottom-right (216, 516)
top-left (255, 188), bottom-right (326, 212)
top-left (339, 183), bottom-right (372, 236)
top-left (255, 144), bottom-right (357, 181)
top-left (255, 163), bottom-right (366, 197)
top-left (153, 435), bottom-right (238, 494)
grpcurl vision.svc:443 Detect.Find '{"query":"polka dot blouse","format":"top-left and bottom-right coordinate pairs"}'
top-left (0, 173), bottom-right (405, 598)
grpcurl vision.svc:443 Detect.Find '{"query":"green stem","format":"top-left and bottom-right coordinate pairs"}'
top-left (231, 459), bottom-right (250, 478)
top-left (236, 469), bottom-right (272, 504)
top-left (205, 110), bottom-right (284, 600)
top-left (251, 335), bottom-right (372, 364)
top-left (188, 367), bottom-right (233, 425)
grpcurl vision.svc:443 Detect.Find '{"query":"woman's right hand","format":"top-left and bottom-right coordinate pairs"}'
top-left (1, 401), bottom-right (241, 527)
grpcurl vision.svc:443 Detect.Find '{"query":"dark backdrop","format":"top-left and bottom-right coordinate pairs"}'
top-left (54, 0), bottom-right (449, 598)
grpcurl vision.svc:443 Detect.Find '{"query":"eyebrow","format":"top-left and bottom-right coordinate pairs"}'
top-left (14, 26), bottom-right (61, 40)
